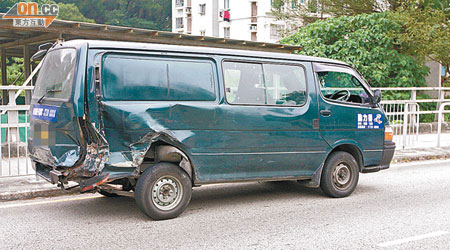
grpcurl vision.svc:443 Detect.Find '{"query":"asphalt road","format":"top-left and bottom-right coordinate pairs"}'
top-left (1, 159), bottom-right (450, 249)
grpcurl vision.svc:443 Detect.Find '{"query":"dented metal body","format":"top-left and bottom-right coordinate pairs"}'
top-left (29, 40), bottom-right (394, 191)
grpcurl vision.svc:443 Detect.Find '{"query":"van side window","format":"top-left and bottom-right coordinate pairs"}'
top-left (317, 71), bottom-right (370, 104)
top-left (102, 55), bottom-right (216, 101)
top-left (264, 64), bottom-right (307, 106)
top-left (223, 61), bottom-right (307, 106)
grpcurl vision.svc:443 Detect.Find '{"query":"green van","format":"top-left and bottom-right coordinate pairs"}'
top-left (29, 40), bottom-right (395, 220)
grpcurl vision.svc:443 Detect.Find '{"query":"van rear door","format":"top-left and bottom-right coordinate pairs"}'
top-left (29, 46), bottom-right (86, 172)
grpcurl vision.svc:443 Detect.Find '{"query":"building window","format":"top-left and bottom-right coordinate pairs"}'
top-left (250, 1), bottom-right (257, 23)
top-left (200, 30), bottom-right (205, 36)
top-left (224, 0), bottom-right (230, 9)
top-left (199, 3), bottom-right (206, 15)
top-left (224, 27), bottom-right (230, 38)
top-left (176, 17), bottom-right (184, 29)
top-left (270, 24), bottom-right (283, 40)
top-left (176, 0), bottom-right (184, 7)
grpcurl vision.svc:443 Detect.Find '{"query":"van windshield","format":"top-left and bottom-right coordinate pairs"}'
top-left (33, 48), bottom-right (77, 101)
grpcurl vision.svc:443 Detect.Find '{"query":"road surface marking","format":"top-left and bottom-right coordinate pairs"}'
top-left (378, 231), bottom-right (450, 247)
top-left (0, 195), bottom-right (102, 209)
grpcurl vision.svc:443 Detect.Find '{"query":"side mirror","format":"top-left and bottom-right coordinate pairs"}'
top-left (31, 42), bottom-right (55, 61)
top-left (371, 89), bottom-right (382, 106)
top-left (31, 50), bottom-right (47, 61)
top-left (38, 42), bottom-right (53, 51)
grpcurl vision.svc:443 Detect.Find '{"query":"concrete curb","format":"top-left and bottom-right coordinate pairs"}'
top-left (393, 154), bottom-right (450, 163)
top-left (0, 175), bottom-right (81, 202)
top-left (0, 187), bottom-right (79, 202)
top-left (392, 146), bottom-right (450, 163)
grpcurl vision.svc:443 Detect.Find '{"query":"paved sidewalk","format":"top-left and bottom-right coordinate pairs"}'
top-left (394, 132), bottom-right (450, 149)
top-left (393, 146), bottom-right (450, 163)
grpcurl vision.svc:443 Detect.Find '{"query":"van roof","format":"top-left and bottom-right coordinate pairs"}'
top-left (61, 40), bottom-right (349, 66)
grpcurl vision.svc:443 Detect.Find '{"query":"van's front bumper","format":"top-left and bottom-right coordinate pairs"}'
top-left (361, 141), bottom-right (396, 173)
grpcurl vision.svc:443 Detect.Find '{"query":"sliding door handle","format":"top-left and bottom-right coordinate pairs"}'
top-left (320, 110), bottom-right (332, 117)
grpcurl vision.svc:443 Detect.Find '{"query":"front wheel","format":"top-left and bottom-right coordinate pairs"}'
top-left (135, 162), bottom-right (192, 220)
top-left (320, 151), bottom-right (359, 198)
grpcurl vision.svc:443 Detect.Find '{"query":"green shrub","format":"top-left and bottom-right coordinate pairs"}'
top-left (281, 13), bottom-right (429, 88)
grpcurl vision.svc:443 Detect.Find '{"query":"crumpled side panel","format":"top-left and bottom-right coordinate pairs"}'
top-left (128, 131), bottom-right (181, 174)
top-left (82, 101), bottom-right (208, 179)
top-left (78, 121), bottom-right (109, 177)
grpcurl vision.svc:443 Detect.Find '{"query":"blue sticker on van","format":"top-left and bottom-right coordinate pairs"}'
top-left (32, 104), bottom-right (58, 122)
top-left (357, 113), bottom-right (383, 129)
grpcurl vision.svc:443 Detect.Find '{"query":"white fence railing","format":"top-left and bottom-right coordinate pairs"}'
top-left (381, 102), bottom-right (420, 148)
top-left (0, 86), bottom-right (34, 177)
top-left (377, 87), bottom-right (450, 149)
top-left (0, 86), bottom-right (449, 177)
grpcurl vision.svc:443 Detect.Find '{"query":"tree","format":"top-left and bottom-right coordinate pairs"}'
top-left (57, 3), bottom-right (95, 23)
top-left (55, 0), bottom-right (171, 31)
top-left (0, 1), bottom-right (94, 23)
top-left (281, 13), bottom-right (429, 88)
top-left (0, 0), bottom-right (17, 13)
top-left (321, 0), bottom-right (408, 15)
top-left (391, 0), bottom-right (449, 78)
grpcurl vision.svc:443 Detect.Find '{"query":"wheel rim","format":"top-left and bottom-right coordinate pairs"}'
top-left (151, 176), bottom-right (183, 211)
top-left (332, 162), bottom-right (352, 190)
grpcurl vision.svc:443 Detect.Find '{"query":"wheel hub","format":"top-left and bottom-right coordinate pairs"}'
top-left (151, 176), bottom-right (183, 211)
top-left (333, 163), bottom-right (351, 188)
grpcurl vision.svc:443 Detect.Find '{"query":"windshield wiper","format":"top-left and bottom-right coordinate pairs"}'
top-left (37, 89), bottom-right (61, 103)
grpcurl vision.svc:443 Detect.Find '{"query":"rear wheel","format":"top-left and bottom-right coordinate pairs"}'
top-left (320, 151), bottom-right (359, 198)
top-left (135, 162), bottom-right (192, 220)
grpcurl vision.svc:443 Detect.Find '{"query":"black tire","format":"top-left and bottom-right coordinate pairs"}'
top-left (320, 151), bottom-right (359, 198)
top-left (98, 189), bottom-right (118, 197)
top-left (135, 162), bottom-right (192, 220)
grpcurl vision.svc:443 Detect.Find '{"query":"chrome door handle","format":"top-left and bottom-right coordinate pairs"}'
top-left (320, 110), bottom-right (332, 117)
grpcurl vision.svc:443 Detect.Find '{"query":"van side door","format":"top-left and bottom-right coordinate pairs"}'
top-left (314, 63), bottom-right (384, 167)
top-left (194, 59), bottom-right (329, 182)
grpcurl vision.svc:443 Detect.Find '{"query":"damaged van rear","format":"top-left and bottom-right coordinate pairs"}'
top-left (29, 40), bottom-right (395, 220)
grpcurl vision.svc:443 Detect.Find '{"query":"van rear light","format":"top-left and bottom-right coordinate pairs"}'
top-left (385, 126), bottom-right (393, 141)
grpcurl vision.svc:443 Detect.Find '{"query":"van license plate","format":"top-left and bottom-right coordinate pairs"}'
top-left (32, 104), bottom-right (58, 122)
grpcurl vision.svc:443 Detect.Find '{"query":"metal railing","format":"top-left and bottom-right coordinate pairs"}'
top-left (437, 102), bottom-right (450, 148)
top-left (0, 85), bottom-right (449, 177)
top-left (381, 102), bottom-right (420, 148)
top-left (0, 86), bottom-right (34, 177)
top-left (377, 87), bottom-right (450, 149)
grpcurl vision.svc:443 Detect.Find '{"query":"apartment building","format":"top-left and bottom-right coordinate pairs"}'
top-left (172, 0), bottom-right (288, 43)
